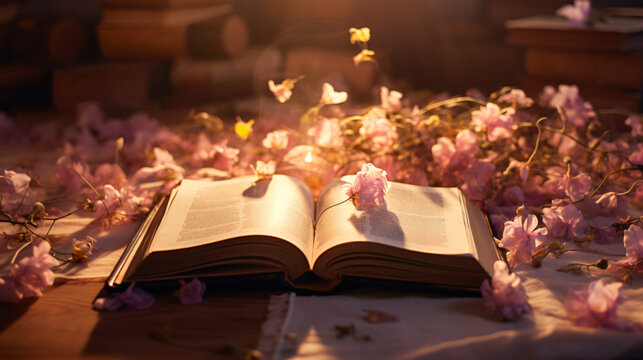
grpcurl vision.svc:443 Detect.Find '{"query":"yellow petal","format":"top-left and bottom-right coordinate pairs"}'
top-left (349, 27), bottom-right (371, 44)
top-left (235, 118), bottom-right (254, 140)
top-left (353, 49), bottom-right (375, 66)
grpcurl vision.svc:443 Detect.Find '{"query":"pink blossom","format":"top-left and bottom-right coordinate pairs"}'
top-left (592, 192), bottom-right (628, 219)
top-left (459, 161), bottom-right (495, 201)
top-left (547, 85), bottom-right (595, 127)
top-left (629, 143), bottom-right (643, 165)
top-left (179, 278), bottom-right (206, 305)
top-left (610, 225), bottom-right (643, 274)
top-left (503, 160), bottom-right (529, 182)
top-left (268, 79), bottom-right (293, 103)
top-left (56, 155), bottom-right (92, 192)
top-left (320, 82), bottom-right (347, 105)
top-left (359, 108), bottom-right (398, 152)
top-left (0, 169), bottom-right (31, 195)
top-left (556, 0), bottom-right (591, 27)
top-left (542, 202), bottom-right (586, 240)
top-left (431, 137), bottom-right (456, 169)
top-left (497, 89), bottom-right (534, 108)
top-left (0, 240), bottom-right (58, 302)
top-left (455, 129), bottom-right (479, 158)
top-left (133, 148), bottom-right (185, 193)
top-left (120, 185), bottom-right (152, 216)
top-left (471, 103), bottom-right (515, 141)
top-left (625, 115), bottom-right (643, 137)
top-left (262, 129), bottom-right (289, 150)
top-left (93, 283), bottom-right (155, 311)
top-left (190, 135), bottom-right (239, 173)
top-left (380, 86), bottom-right (403, 112)
top-left (562, 172), bottom-right (592, 202)
top-left (564, 279), bottom-right (640, 332)
top-left (342, 163), bottom-right (390, 209)
top-left (92, 163), bottom-right (127, 188)
top-left (498, 214), bottom-right (549, 267)
top-left (481, 260), bottom-right (531, 320)
top-left (309, 117), bottom-right (343, 148)
top-left (93, 185), bottom-right (122, 218)
top-left (539, 85), bottom-right (556, 107)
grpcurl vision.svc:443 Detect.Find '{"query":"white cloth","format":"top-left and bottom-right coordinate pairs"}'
top-left (260, 244), bottom-right (643, 359)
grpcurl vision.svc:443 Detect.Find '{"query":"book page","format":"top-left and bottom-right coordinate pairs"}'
top-left (150, 175), bottom-right (315, 266)
top-left (313, 179), bottom-right (473, 261)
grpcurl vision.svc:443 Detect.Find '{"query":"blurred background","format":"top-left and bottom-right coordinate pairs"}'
top-left (1, 0), bottom-right (642, 115)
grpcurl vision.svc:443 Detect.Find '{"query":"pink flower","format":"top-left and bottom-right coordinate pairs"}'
top-left (497, 89), bottom-right (534, 108)
top-left (92, 163), bottom-right (127, 188)
top-left (0, 169), bottom-right (31, 195)
top-left (564, 279), bottom-right (640, 332)
top-left (431, 137), bottom-right (456, 169)
top-left (471, 103), bottom-right (515, 141)
top-left (262, 129), bottom-right (289, 150)
top-left (498, 214), bottom-right (549, 267)
top-left (1, 240), bottom-right (58, 301)
top-left (625, 115), bottom-right (643, 137)
top-left (380, 86), bottom-right (403, 111)
top-left (481, 260), bottom-right (531, 321)
top-left (503, 159), bottom-right (529, 182)
top-left (359, 108), bottom-right (398, 152)
top-left (268, 79), bottom-right (294, 103)
top-left (309, 117), bottom-right (343, 148)
top-left (71, 236), bottom-right (98, 262)
top-left (629, 143), bottom-right (643, 165)
top-left (610, 225), bottom-right (643, 274)
top-left (547, 85), bottom-right (595, 127)
top-left (562, 172), bottom-right (592, 202)
top-left (56, 155), bottom-right (92, 192)
top-left (459, 161), bottom-right (495, 201)
top-left (542, 201), bottom-right (586, 240)
top-left (320, 82), bottom-right (347, 105)
top-left (556, 0), bottom-right (591, 27)
top-left (342, 163), bottom-right (390, 209)
top-left (431, 130), bottom-right (479, 170)
top-left (179, 278), bottom-right (206, 305)
top-left (93, 283), bottom-right (155, 311)
top-left (93, 185), bottom-right (122, 218)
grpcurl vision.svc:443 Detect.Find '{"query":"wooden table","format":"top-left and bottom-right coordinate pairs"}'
top-left (0, 278), bottom-right (274, 359)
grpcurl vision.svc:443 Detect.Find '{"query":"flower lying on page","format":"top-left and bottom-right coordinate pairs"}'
top-left (564, 278), bottom-right (641, 332)
top-left (481, 260), bottom-right (531, 321)
top-left (342, 163), bottom-right (390, 210)
top-left (176, 278), bottom-right (206, 305)
top-left (93, 282), bottom-right (155, 311)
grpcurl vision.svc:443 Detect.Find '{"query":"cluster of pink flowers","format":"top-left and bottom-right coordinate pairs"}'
top-left (481, 260), bottom-right (531, 321)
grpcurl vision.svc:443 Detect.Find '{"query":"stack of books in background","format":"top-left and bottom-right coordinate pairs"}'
top-left (52, 0), bottom-right (280, 112)
top-left (506, 14), bottom-right (643, 113)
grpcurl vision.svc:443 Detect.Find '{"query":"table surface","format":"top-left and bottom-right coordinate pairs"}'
top-left (0, 278), bottom-right (274, 359)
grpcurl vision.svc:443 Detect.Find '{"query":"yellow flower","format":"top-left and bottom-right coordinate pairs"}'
top-left (235, 117), bottom-right (254, 140)
top-left (349, 27), bottom-right (371, 44)
top-left (353, 49), bottom-right (375, 66)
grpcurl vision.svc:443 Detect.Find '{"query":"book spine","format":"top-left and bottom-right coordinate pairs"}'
top-left (98, 15), bottom-right (246, 60)
top-left (525, 48), bottom-right (642, 91)
top-left (98, 25), bottom-right (189, 59)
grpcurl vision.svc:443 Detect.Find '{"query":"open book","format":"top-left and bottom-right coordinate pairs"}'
top-left (108, 175), bottom-right (501, 291)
